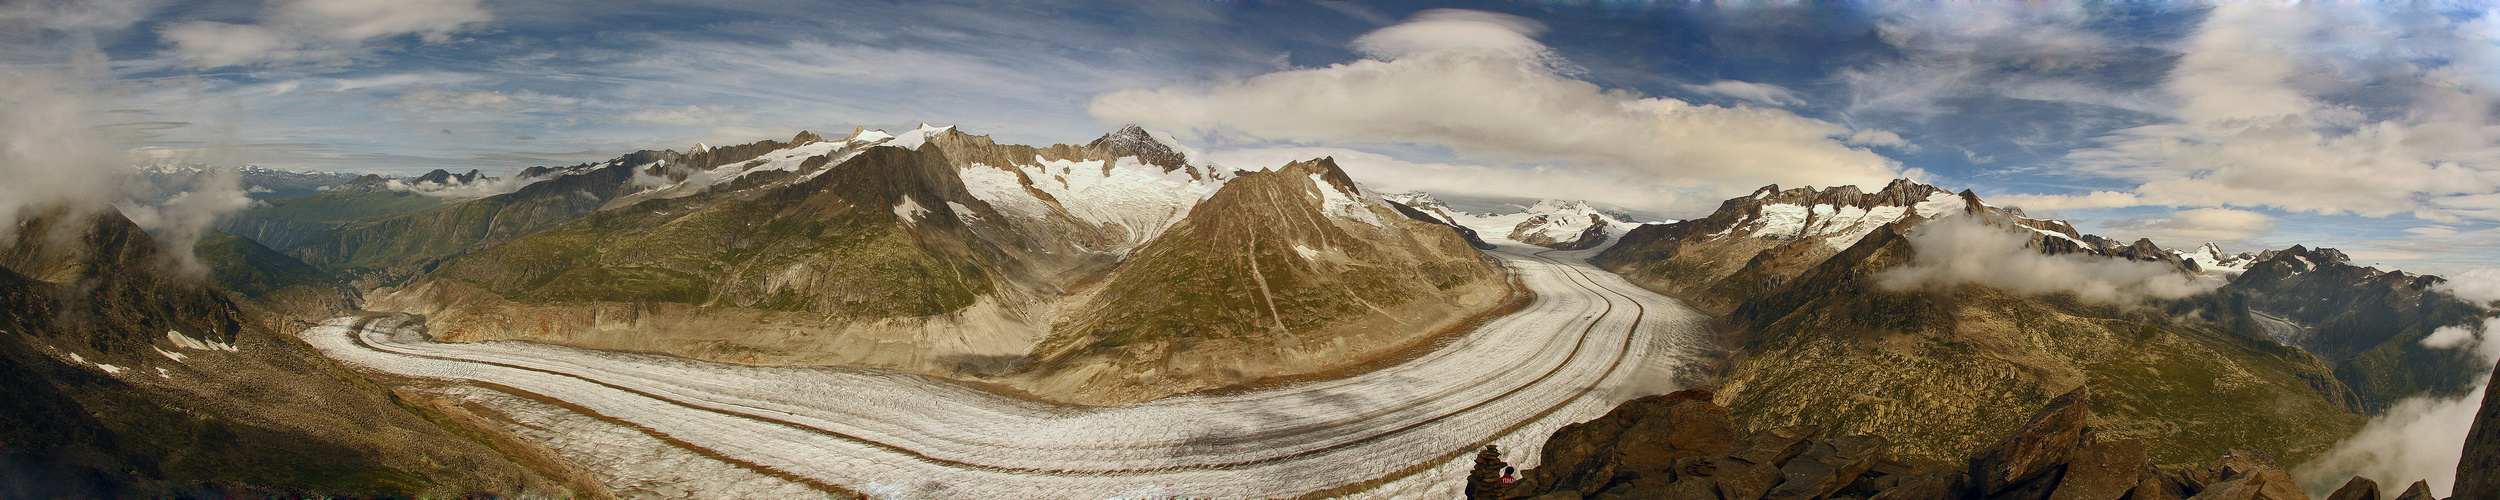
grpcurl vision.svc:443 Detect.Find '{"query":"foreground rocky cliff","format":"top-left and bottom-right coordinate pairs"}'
top-left (1471, 385), bottom-right (2480, 500)
top-left (0, 206), bottom-right (580, 497)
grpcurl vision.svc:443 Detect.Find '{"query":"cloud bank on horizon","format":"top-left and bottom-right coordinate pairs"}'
top-left (5, 1), bottom-right (2500, 272)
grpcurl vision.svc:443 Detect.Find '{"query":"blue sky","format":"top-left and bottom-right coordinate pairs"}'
top-left (7, 0), bottom-right (2500, 274)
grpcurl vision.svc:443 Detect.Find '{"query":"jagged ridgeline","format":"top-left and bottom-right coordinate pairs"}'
top-left (225, 124), bottom-right (1511, 405)
top-left (1588, 181), bottom-right (2490, 467)
top-left (0, 207), bottom-right (579, 497)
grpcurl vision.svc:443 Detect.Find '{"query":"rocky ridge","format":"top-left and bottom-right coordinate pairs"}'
top-left (1590, 181), bottom-right (2368, 466)
top-left (343, 126), bottom-right (1502, 405)
top-left (1470, 385), bottom-right (2476, 500)
top-left (0, 205), bottom-right (579, 497)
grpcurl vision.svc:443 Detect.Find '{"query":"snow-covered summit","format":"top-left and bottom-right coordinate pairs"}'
top-left (2175, 242), bottom-right (2258, 276)
top-left (1378, 192), bottom-right (1654, 250)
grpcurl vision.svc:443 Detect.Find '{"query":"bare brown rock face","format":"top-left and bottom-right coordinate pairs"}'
top-left (2456, 358), bottom-right (2500, 500)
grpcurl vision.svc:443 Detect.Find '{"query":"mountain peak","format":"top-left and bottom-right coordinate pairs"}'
top-left (792, 130), bottom-right (825, 144)
top-left (1087, 124), bottom-right (1193, 174)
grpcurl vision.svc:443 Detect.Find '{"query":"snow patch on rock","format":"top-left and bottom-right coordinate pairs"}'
top-left (167, 330), bottom-right (238, 352)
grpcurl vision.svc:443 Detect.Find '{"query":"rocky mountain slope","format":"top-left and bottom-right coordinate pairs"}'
top-left (1469, 385), bottom-right (2470, 500)
top-left (1029, 157), bottom-right (1509, 403)
top-left (1590, 181), bottom-right (2367, 466)
top-left (2217, 246), bottom-right (2490, 413)
top-left (0, 205), bottom-right (579, 497)
top-left (348, 125), bottom-right (1502, 404)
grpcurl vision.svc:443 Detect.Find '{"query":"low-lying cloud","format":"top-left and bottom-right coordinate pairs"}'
top-left (1876, 216), bottom-right (2216, 305)
top-left (1088, 9), bottom-right (1902, 193)
top-left (2296, 314), bottom-right (2500, 498)
top-left (2442, 268), bottom-right (2500, 307)
top-left (0, 64), bottom-right (120, 240)
top-left (2, 63), bottom-right (255, 276)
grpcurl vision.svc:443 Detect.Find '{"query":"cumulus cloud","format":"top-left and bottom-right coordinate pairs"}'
top-left (2094, 208), bottom-right (2278, 247)
top-left (2297, 315), bottom-right (2500, 499)
top-left (1088, 9), bottom-right (1902, 192)
top-left (2444, 268), bottom-right (2500, 306)
top-left (159, 0), bottom-right (490, 68)
top-left (2062, 4), bottom-right (2500, 220)
top-left (1876, 216), bottom-right (2217, 305)
top-left (1683, 80), bottom-right (1805, 106)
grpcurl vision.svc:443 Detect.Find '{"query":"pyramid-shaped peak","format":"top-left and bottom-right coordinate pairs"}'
top-left (1089, 124), bottom-right (1192, 174)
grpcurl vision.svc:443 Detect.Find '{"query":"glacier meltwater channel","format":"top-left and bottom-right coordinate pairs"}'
top-left (299, 243), bottom-right (1715, 499)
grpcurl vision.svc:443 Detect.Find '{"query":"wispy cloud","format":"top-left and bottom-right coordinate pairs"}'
top-left (158, 0), bottom-right (490, 68)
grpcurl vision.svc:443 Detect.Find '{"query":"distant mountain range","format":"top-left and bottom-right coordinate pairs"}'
top-left (3, 124), bottom-right (2493, 496)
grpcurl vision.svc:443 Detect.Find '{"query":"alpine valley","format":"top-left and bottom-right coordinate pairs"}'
top-left (7, 124), bottom-right (2500, 499)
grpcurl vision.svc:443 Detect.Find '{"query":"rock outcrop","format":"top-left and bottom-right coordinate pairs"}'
top-left (2454, 358), bottom-right (2500, 499)
top-left (0, 206), bottom-right (576, 497)
top-left (1588, 180), bottom-right (2361, 465)
top-left (1471, 386), bottom-right (2371, 500)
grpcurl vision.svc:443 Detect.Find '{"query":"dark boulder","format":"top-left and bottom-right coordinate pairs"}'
top-left (2046, 439), bottom-right (2148, 500)
top-left (1968, 386), bottom-right (2093, 496)
top-left (2390, 480), bottom-right (2432, 500)
top-left (2323, 476), bottom-right (2379, 500)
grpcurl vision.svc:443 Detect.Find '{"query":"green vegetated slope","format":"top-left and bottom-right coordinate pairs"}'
top-left (0, 207), bottom-right (576, 498)
top-left (194, 231), bottom-right (330, 299)
top-left (1031, 158), bottom-right (1505, 403)
top-left (1592, 183), bottom-right (2363, 467)
top-left (219, 185), bottom-right (463, 249)
top-left (281, 149), bottom-right (738, 283)
top-left (428, 144), bottom-right (1002, 318)
top-left (1718, 223), bottom-right (2357, 466)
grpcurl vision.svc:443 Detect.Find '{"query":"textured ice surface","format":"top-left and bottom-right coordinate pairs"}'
top-left (302, 245), bottom-right (1713, 499)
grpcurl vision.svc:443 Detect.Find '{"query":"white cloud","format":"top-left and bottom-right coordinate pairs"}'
top-left (2444, 268), bottom-right (2500, 306)
top-left (1876, 216), bottom-right (2218, 305)
top-left (2058, 4), bottom-right (2500, 220)
top-left (1992, 190), bottom-right (2142, 211)
top-left (1349, 9), bottom-right (1551, 62)
top-left (2297, 315), bottom-right (2500, 499)
top-left (1088, 9), bottom-right (1902, 193)
top-left (159, 0), bottom-right (490, 68)
top-left (1847, 129), bottom-right (1910, 149)
top-left (0, 64), bottom-right (121, 239)
top-left (1203, 146), bottom-right (1717, 216)
top-left (2094, 207), bottom-right (2278, 247)
top-left (1683, 80), bottom-right (1804, 106)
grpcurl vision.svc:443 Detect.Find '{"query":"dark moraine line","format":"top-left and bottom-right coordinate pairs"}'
top-left (334, 247), bottom-right (1654, 481)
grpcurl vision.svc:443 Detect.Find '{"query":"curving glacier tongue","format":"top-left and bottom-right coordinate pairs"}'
top-left (299, 244), bottom-right (1716, 499)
